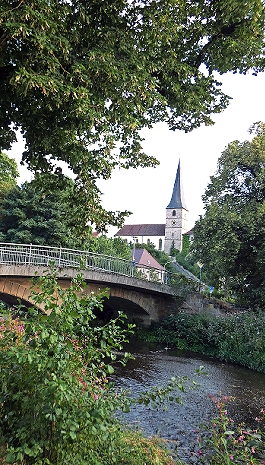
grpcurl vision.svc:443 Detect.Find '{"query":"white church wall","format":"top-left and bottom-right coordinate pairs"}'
top-left (120, 235), bottom-right (164, 251)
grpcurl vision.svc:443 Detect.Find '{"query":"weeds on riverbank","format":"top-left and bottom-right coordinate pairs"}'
top-left (196, 395), bottom-right (265, 464)
top-left (0, 431), bottom-right (177, 465)
top-left (139, 311), bottom-right (265, 372)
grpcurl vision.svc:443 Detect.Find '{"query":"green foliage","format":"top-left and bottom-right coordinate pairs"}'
top-left (0, 178), bottom-right (83, 247)
top-left (141, 311), bottom-right (265, 372)
top-left (1, 0), bottom-right (265, 230)
top-left (0, 300), bottom-right (9, 316)
top-left (180, 235), bottom-right (191, 258)
top-left (59, 429), bottom-right (177, 465)
top-left (0, 177), bottom-right (133, 258)
top-left (192, 122), bottom-right (265, 307)
top-left (171, 250), bottom-right (201, 280)
top-left (0, 152), bottom-right (18, 208)
top-left (169, 238), bottom-right (206, 282)
top-left (0, 270), bottom-right (135, 464)
top-left (197, 396), bottom-right (265, 464)
top-left (88, 235), bottom-right (132, 260)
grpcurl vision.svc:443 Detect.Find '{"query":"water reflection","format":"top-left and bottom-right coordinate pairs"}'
top-left (112, 341), bottom-right (265, 464)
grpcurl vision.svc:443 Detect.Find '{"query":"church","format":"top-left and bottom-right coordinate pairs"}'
top-left (115, 160), bottom-right (189, 254)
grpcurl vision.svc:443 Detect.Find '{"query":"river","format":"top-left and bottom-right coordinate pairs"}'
top-left (112, 340), bottom-right (265, 464)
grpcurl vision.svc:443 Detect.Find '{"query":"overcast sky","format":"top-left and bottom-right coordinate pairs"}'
top-left (10, 70), bottom-right (265, 236)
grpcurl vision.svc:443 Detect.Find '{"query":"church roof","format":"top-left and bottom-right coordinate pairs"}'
top-left (167, 160), bottom-right (188, 210)
top-left (115, 224), bottom-right (165, 237)
top-left (134, 248), bottom-right (164, 270)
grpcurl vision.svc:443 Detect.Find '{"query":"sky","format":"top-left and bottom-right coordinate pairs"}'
top-left (10, 70), bottom-right (265, 236)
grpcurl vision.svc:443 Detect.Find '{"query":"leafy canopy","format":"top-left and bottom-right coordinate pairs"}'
top-left (0, 151), bottom-right (18, 206)
top-left (192, 122), bottom-right (265, 307)
top-left (0, 175), bottom-right (132, 258)
top-left (1, 0), bottom-right (265, 230)
top-left (0, 177), bottom-right (80, 247)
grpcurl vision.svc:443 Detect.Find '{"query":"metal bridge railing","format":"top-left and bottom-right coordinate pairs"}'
top-left (0, 243), bottom-right (169, 285)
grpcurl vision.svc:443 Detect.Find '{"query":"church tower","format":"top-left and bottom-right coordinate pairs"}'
top-left (164, 160), bottom-right (188, 254)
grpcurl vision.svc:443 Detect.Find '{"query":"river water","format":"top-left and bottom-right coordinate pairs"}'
top-left (112, 340), bottom-right (265, 464)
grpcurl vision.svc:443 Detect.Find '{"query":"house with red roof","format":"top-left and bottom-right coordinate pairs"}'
top-left (133, 248), bottom-right (165, 282)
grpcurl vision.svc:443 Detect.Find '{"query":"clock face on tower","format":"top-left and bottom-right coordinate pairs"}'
top-left (172, 218), bottom-right (182, 227)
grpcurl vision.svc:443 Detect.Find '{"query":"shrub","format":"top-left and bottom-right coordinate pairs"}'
top-left (0, 269), bottom-right (134, 464)
top-left (140, 311), bottom-right (265, 372)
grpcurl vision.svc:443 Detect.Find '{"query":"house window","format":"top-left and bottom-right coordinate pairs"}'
top-left (159, 238), bottom-right (162, 250)
top-left (135, 238), bottom-right (139, 243)
top-left (172, 232), bottom-right (174, 237)
top-left (172, 210), bottom-right (176, 216)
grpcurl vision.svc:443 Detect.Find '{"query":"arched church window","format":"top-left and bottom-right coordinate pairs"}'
top-left (172, 210), bottom-right (176, 216)
top-left (159, 238), bottom-right (162, 250)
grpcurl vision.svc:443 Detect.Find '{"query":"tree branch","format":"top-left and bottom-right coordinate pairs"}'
top-left (194, 19), bottom-right (248, 70)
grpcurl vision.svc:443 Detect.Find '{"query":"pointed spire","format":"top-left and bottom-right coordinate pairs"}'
top-left (167, 160), bottom-right (188, 210)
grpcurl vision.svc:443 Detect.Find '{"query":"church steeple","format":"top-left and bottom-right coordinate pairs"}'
top-left (164, 160), bottom-right (189, 254)
top-left (167, 159), bottom-right (188, 210)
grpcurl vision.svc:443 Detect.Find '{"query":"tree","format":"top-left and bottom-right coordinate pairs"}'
top-left (0, 152), bottom-right (18, 206)
top-left (0, 1), bottom-right (264, 230)
top-left (0, 178), bottom-right (83, 247)
top-left (0, 176), bottom-right (135, 259)
top-left (192, 122), bottom-right (265, 307)
top-left (87, 235), bottom-right (132, 260)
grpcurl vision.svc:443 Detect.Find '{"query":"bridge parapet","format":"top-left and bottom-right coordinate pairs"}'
top-left (0, 242), bottom-right (170, 286)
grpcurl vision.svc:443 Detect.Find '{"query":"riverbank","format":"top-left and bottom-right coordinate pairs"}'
top-left (138, 310), bottom-right (265, 373)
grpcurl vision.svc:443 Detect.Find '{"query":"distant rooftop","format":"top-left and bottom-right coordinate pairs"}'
top-left (115, 224), bottom-right (165, 237)
top-left (134, 248), bottom-right (164, 270)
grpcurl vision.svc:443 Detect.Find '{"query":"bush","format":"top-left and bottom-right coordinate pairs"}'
top-left (140, 311), bottom-right (265, 372)
top-left (0, 270), bottom-right (133, 464)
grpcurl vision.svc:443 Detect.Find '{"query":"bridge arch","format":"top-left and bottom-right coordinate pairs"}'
top-left (101, 296), bottom-right (149, 325)
top-left (0, 262), bottom-right (177, 325)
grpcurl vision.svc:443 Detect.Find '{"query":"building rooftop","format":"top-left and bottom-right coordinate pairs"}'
top-left (134, 248), bottom-right (164, 270)
top-left (115, 224), bottom-right (165, 237)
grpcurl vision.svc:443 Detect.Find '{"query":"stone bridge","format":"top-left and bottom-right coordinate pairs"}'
top-left (0, 265), bottom-right (178, 326)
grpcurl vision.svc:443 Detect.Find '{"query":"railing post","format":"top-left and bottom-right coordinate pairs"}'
top-left (131, 260), bottom-right (135, 277)
top-left (59, 246), bottom-right (62, 267)
top-left (28, 243), bottom-right (32, 265)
